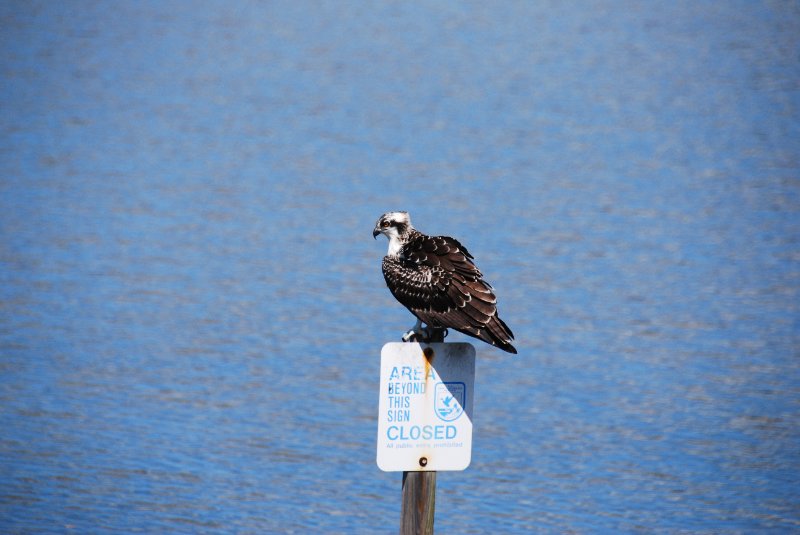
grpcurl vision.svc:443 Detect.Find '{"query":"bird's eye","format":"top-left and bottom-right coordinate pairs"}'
top-left (381, 220), bottom-right (391, 228)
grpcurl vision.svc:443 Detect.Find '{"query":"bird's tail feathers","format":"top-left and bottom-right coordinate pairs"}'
top-left (483, 315), bottom-right (517, 354)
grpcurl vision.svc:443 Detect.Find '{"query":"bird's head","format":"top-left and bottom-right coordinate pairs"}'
top-left (373, 211), bottom-right (412, 242)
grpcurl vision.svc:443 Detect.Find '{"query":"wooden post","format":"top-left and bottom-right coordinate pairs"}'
top-left (400, 471), bottom-right (436, 535)
top-left (400, 328), bottom-right (444, 535)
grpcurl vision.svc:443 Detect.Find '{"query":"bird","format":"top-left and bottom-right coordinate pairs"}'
top-left (373, 211), bottom-right (517, 354)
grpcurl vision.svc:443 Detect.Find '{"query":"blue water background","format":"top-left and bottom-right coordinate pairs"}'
top-left (1, 2), bottom-right (798, 532)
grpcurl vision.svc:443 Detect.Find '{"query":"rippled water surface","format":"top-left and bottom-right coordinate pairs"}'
top-left (1, 2), bottom-right (798, 533)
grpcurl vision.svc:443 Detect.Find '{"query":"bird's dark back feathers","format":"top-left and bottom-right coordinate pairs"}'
top-left (382, 232), bottom-right (517, 354)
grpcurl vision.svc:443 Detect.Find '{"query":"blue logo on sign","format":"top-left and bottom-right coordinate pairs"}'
top-left (434, 382), bottom-right (465, 422)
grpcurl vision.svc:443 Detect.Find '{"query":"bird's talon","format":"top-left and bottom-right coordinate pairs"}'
top-left (402, 329), bottom-right (419, 342)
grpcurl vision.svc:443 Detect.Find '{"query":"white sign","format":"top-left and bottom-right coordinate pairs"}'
top-left (376, 342), bottom-right (475, 472)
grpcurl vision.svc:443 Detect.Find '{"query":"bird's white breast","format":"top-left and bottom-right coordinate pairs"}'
top-left (386, 236), bottom-right (403, 257)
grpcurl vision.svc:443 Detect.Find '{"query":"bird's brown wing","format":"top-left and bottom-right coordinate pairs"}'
top-left (382, 234), bottom-right (516, 353)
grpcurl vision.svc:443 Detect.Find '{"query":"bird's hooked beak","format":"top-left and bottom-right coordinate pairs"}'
top-left (372, 227), bottom-right (381, 239)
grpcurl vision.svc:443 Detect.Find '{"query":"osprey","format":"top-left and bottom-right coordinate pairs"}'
top-left (373, 211), bottom-right (517, 354)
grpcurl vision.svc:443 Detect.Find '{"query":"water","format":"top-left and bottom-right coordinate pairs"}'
top-left (1, 1), bottom-right (798, 532)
